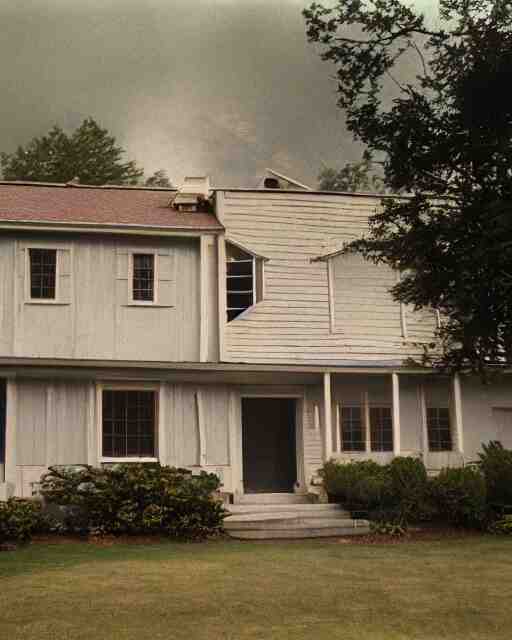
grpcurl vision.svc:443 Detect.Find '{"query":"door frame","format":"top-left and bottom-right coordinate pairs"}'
top-left (235, 392), bottom-right (306, 496)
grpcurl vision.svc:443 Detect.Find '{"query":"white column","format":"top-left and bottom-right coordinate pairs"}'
top-left (195, 390), bottom-right (207, 467)
top-left (4, 379), bottom-right (17, 497)
top-left (452, 373), bottom-right (464, 455)
top-left (323, 372), bottom-right (333, 461)
top-left (392, 372), bottom-right (401, 455)
top-left (419, 384), bottom-right (429, 458)
top-left (363, 391), bottom-right (371, 452)
top-left (158, 382), bottom-right (168, 466)
top-left (199, 235), bottom-right (210, 363)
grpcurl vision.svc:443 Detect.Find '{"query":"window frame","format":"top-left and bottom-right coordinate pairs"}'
top-left (369, 405), bottom-right (394, 452)
top-left (225, 240), bottom-right (266, 322)
top-left (128, 250), bottom-right (159, 306)
top-left (97, 383), bottom-right (159, 463)
top-left (25, 245), bottom-right (67, 305)
top-left (426, 406), bottom-right (453, 452)
top-left (340, 404), bottom-right (366, 452)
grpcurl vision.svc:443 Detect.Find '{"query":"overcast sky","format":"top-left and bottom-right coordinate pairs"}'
top-left (0, 0), bottom-right (437, 188)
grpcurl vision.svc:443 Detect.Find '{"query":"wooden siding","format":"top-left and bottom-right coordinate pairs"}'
top-left (0, 234), bottom-right (205, 362)
top-left (221, 191), bottom-right (438, 364)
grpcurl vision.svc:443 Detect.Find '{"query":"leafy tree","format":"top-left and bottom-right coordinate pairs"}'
top-left (319, 151), bottom-right (385, 192)
top-left (304, 0), bottom-right (512, 374)
top-left (144, 169), bottom-right (173, 188)
top-left (1, 118), bottom-right (143, 185)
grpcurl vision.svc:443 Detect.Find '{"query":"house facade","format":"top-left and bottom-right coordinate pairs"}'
top-left (0, 176), bottom-right (511, 501)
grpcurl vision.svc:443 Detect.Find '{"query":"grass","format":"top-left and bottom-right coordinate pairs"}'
top-left (1, 536), bottom-right (512, 640)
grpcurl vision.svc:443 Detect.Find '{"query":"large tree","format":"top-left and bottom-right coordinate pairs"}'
top-left (304, 0), bottom-right (512, 374)
top-left (319, 151), bottom-right (385, 192)
top-left (1, 118), bottom-right (143, 185)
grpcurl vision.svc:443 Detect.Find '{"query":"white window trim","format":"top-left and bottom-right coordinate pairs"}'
top-left (127, 249), bottom-right (159, 306)
top-left (96, 382), bottom-right (160, 463)
top-left (24, 244), bottom-right (71, 305)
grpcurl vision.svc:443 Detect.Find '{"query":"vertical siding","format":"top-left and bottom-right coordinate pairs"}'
top-left (0, 234), bottom-right (207, 362)
top-left (222, 190), bottom-right (439, 364)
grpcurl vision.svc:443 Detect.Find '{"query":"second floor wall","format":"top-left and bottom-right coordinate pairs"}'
top-left (0, 232), bottom-right (219, 362)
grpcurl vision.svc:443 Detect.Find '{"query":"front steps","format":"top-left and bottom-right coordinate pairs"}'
top-left (225, 494), bottom-right (370, 540)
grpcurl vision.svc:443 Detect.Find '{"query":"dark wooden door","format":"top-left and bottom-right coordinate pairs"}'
top-left (242, 397), bottom-right (297, 493)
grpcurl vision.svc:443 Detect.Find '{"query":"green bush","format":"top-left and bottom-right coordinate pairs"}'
top-left (40, 463), bottom-right (226, 540)
top-left (320, 460), bottom-right (390, 511)
top-left (432, 466), bottom-right (487, 529)
top-left (0, 498), bottom-right (45, 545)
top-left (478, 441), bottom-right (512, 510)
top-left (388, 457), bottom-right (435, 524)
top-left (489, 515), bottom-right (512, 535)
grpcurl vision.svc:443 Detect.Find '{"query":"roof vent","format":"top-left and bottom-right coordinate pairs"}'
top-left (171, 176), bottom-right (211, 212)
top-left (263, 177), bottom-right (280, 189)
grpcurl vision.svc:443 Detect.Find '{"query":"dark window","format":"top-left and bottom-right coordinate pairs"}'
top-left (226, 244), bottom-right (254, 321)
top-left (427, 407), bottom-right (452, 451)
top-left (30, 248), bottom-right (57, 299)
top-left (102, 390), bottom-right (156, 458)
top-left (370, 407), bottom-right (393, 452)
top-left (341, 406), bottom-right (365, 452)
top-left (133, 254), bottom-right (154, 301)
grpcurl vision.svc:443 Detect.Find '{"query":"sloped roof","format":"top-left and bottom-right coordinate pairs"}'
top-left (0, 182), bottom-right (222, 231)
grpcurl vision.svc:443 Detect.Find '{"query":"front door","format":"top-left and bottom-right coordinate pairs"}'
top-left (242, 397), bottom-right (297, 493)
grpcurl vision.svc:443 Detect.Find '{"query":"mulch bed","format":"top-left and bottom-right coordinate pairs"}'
top-left (1, 527), bottom-right (486, 549)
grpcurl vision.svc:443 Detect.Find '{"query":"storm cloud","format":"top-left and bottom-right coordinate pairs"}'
top-left (0, 0), bottom-right (437, 187)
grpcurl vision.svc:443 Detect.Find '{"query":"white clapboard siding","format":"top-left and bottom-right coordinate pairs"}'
top-left (222, 190), bottom-right (438, 364)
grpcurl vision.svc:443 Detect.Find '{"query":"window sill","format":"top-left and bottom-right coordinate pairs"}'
top-left (100, 457), bottom-right (159, 463)
top-left (123, 303), bottom-right (174, 308)
top-left (25, 300), bottom-right (70, 306)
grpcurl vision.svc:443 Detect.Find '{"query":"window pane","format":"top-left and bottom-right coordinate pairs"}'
top-left (133, 254), bottom-right (154, 301)
top-left (30, 248), bottom-right (57, 299)
top-left (226, 244), bottom-right (254, 321)
top-left (427, 407), bottom-right (452, 451)
top-left (102, 390), bottom-right (156, 457)
top-left (341, 406), bottom-right (365, 452)
top-left (370, 407), bottom-right (393, 452)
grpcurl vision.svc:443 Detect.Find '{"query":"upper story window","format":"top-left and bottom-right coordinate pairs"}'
top-left (226, 243), bottom-right (256, 322)
top-left (427, 407), bottom-right (452, 451)
top-left (29, 248), bottom-right (57, 299)
top-left (133, 253), bottom-right (155, 302)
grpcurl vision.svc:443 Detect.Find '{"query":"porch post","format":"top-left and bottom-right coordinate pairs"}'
top-left (452, 373), bottom-right (464, 455)
top-left (323, 372), bottom-right (333, 461)
top-left (392, 372), bottom-right (401, 455)
top-left (3, 379), bottom-right (17, 498)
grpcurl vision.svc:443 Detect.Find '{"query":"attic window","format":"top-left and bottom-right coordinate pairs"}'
top-left (263, 177), bottom-right (280, 189)
top-left (226, 244), bottom-right (256, 322)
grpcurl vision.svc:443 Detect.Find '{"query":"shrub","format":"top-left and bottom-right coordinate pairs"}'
top-left (478, 441), bottom-right (512, 510)
top-left (432, 466), bottom-right (487, 529)
top-left (388, 457), bottom-right (435, 524)
top-left (40, 463), bottom-right (226, 540)
top-left (489, 515), bottom-right (512, 535)
top-left (0, 498), bottom-right (45, 545)
top-left (320, 460), bottom-right (390, 511)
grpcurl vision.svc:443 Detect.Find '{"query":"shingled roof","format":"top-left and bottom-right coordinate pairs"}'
top-left (0, 182), bottom-right (222, 231)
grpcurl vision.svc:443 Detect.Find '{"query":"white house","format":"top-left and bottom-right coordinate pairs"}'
top-left (0, 175), bottom-right (511, 505)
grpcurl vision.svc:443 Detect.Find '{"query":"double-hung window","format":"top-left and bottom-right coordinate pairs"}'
top-left (426, 407), bottom-right (452, 451)
top-left (29, 248), bottom-right (57, 300)
top-left (340, 406), bottom-right (365, 452)
top-left (370, 406), bottom-right (393, 452)
top-left (132, 253), bottom-right (155, 302)
top-left (102, 389), bottom-right (157, 459)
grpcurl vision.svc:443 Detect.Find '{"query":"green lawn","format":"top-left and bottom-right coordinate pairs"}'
top-left (1, 536), bottom-right (511, 640)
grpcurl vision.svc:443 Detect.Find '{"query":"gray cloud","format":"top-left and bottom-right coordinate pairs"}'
top-left (0, 0), bottom-right (435, 187)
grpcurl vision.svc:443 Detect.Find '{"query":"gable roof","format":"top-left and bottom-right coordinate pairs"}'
top-left (0, 182), bottom-right (222, 232)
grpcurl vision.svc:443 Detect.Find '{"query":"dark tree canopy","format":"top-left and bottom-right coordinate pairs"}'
top-left (1, 118), bottom-right (143, 185)
top-left (144, 169), bottom-right (173, 188)
top-left (319, 151), bottom-right (385, 192)
top-left (304, 0), bottom-right (512, 374)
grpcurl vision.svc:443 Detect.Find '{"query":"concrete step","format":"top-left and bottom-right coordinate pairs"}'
top-left (227, 521), bottom-right (370, 540)
top-left (227, 506), bottom-right (352, 520)
top-left (228, 503), bottom-right (348, 516)
top-left (236, 493), bottom-right (313, 505)
top-left (225, 515), bottom-right (365, 530)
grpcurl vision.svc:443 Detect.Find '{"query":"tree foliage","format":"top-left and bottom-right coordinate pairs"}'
top-left (304, 0), bottom-right (512, 373)
top-left (318, 151), bottom-right (385, 192)
top-left (144, 169), bottom-right (173, 188)
top-left (1, 118), bottom-right (143, 185)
